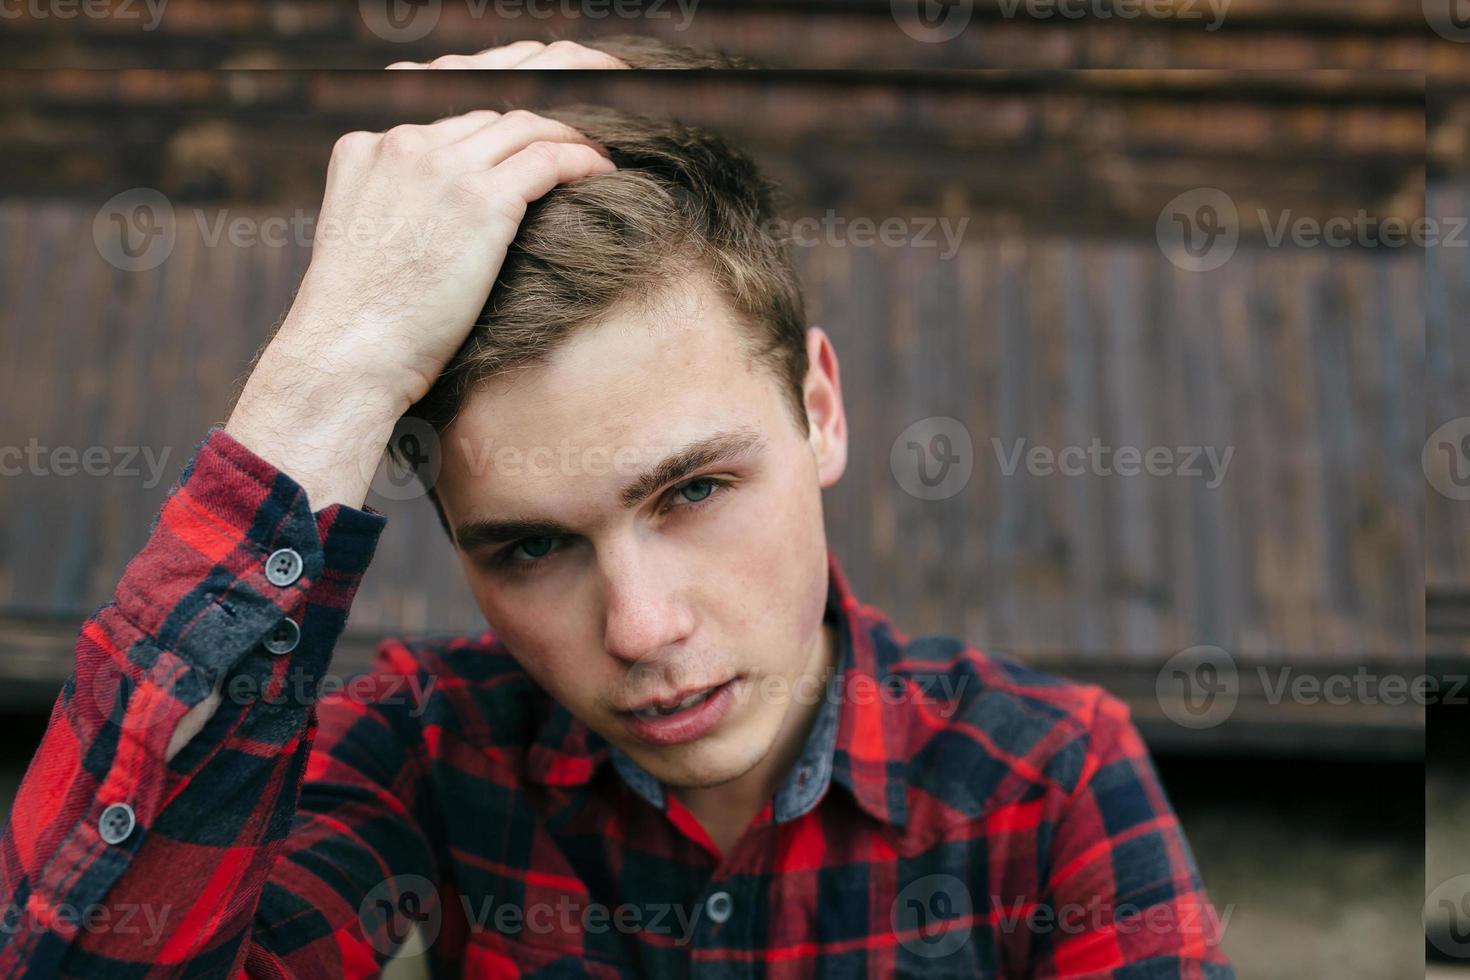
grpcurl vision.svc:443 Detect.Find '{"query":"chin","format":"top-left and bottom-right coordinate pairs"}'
top-left (629, 715), bottom-right (777, 788)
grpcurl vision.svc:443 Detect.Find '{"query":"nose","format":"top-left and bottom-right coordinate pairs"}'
top-left (598, 546), bottom-right (694, 667)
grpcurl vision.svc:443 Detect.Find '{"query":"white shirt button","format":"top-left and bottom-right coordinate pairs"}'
top-left (265, 548), bottom-right (304, 587)
top-left (705, 890), bottom-right (733, 924)
top-left (98, 802), bottom-right (135, 844)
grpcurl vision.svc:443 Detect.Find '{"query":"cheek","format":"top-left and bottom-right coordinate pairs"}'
top-left (463, 578), bottom-right (596, 693)
top-left (721, 487), bottom-right (827, 652)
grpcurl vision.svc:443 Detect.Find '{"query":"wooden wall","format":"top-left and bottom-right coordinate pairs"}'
top-left (0, 70), bottom-right (1445, 752)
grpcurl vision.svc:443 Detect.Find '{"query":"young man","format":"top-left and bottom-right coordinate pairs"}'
top-left (0, 105), bottom-right (1234, 977)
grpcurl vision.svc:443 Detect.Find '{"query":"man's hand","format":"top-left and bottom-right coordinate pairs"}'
top-left (226, 109), bottom-right (615, 511)
top-left (385, 40), bottom-right (630, 70)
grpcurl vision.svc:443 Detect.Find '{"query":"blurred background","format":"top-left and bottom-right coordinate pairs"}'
top-left (0, 17), bottom-right (1460, 979)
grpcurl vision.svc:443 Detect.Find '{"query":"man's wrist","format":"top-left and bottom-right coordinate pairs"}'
top-left (225, 345), bottom-right (405, 511)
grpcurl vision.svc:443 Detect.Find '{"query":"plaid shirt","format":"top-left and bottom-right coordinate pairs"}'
top-left (0, 426), bottom-right (1234, 979)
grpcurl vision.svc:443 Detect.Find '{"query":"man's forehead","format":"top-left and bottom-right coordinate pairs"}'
top-left (462, 284), bottom-right (756, 432)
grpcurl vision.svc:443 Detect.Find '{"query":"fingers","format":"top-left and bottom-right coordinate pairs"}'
top-left (510, 40), bottom-right (630, 69)
top-left (464, 40), bottom-right (551, 67)
top-left (445, 108), bottom-right (611, 169)
top-left (384, 40), bottom-right (629, 70)
top-left (481, 141), bottom-right (617, 209)
top-left (413, 109), bottom-right (504, 147)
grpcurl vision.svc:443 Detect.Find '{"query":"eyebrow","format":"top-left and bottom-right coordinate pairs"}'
top-left (452, 427), bottom-right (767, 552)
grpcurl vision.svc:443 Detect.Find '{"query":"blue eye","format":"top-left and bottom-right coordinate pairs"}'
top-left (516, 537), bottom-right (555, 559)
top-left (492, 477), bottom-right (732, 576)
top-left (677, 478), bottom-right (716, 503)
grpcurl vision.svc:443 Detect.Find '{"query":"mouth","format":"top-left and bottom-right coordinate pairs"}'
top-left (618, 677), bottom-right (739, 746)
top-left (625, 681), bottom-right (729, 721)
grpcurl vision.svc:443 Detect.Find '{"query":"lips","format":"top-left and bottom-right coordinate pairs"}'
top-left (618, 678), bottom-right (739, 746)
top-left (630, 686), bottom-right (718, 721)
top-left (622, 681), bottom-right (730, 718)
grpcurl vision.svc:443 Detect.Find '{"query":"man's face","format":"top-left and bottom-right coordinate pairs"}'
top-left (433, 275), bottom-right (848, 789)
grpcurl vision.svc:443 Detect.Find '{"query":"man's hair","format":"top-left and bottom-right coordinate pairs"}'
top-left (589, 34), bottom-right (759, 69)
top-left (390, 105), bottom-right (809, 539)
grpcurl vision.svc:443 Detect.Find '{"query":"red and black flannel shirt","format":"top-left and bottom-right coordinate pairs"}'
top-left (0, 426), bottom-right (1234, 978)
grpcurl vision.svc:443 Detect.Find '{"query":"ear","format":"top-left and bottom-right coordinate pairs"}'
top-left (802, 326), bottom-right (848, 489)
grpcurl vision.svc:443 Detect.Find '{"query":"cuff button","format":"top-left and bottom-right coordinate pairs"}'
top-left (265, 548), bottom-right (304, 587)
top-left (264, 617), bottom-right (301, 655)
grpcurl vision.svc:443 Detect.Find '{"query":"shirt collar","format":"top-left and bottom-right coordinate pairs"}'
top-left (524, 551), bottom-right (910, 829)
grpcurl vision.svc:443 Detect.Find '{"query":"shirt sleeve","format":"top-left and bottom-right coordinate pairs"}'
top-left (0, 424), bottom-right (424, 977)
top-left (1029, 693), bottom-right (1236, 979)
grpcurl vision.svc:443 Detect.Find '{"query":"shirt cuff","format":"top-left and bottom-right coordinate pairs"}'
top-left (111, 425), bottom-right (388, 696)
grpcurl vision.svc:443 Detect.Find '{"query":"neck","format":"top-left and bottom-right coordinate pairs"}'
top-left (673, 618), bottom-right (838, 857)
